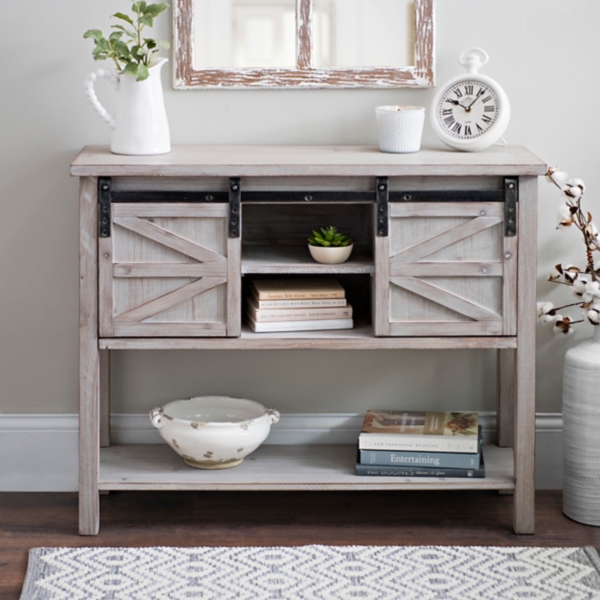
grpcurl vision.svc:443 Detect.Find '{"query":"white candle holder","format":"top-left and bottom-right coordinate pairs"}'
top-left (376, 105), bottom-right (425, 154)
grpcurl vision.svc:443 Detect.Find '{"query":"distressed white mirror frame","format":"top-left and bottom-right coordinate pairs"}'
top-left (173, 0), bottom-right (435, 89)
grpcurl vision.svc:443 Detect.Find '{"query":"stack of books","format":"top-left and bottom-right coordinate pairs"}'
top-left (246, 278), bottom-right (353, 333)
top-left (356, 410), bottom-right (484, 478)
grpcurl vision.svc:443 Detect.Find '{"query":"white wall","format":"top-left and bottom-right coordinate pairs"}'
top-left (1, 0), bottom-right (599, 417)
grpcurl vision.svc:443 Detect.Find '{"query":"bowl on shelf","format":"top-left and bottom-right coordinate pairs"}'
top-left (308, 243), bottom-right (354, 264)
top-left (149, 396), bottom-right (280, 469)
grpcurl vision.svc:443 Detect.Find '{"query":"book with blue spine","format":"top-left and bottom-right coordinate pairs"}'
top-left (355, 454), bottom-right (485, 478)
top-left (359, 426), bottom-right (482, 469)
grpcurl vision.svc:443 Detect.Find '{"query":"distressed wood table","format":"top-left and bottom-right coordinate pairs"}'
top-left (72, 145), bottom-right (546, 535)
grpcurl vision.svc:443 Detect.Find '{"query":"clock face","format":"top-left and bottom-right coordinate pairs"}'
top-left (437, 80), bottom-right (499, 139)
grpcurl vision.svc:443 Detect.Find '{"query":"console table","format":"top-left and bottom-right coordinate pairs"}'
top-left (72, 145), bottom-right (546, 535)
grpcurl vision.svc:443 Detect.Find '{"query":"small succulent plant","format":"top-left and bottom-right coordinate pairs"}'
top-left (308, 227), bottom-right (352, 248)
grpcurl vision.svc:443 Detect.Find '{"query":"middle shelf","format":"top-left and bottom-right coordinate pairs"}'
top-left (241, 245), bottom-right (374, 274)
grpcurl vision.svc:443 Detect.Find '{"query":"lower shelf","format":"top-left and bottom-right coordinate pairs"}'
top-left (99, 444), bottom-right (514, 491)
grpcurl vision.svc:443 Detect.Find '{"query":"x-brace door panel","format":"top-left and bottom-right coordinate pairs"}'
top-left (384, 202), bottom-right (517, 336)
top-left (99, 203), bottom-right (241, 337)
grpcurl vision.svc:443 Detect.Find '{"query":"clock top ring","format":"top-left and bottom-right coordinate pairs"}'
top-left (431, 48), bottom-right (511, 152)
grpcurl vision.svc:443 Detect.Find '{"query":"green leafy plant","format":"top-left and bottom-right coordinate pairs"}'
top-left (308, 226), bottom-right (352, 248)
top-left (84, 2), bottom-right (170, 81)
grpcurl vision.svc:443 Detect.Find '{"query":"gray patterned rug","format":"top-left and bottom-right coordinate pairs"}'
top-left (20, 545), bottom-right (600, 600)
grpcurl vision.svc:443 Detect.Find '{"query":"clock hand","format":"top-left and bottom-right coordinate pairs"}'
top-left (445, 98), bottom-right (468, 110)
top-left (464, 89), bottom-right (485, 111)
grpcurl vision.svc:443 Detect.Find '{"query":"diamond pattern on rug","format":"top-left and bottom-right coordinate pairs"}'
top-left (20, 545), bottom-right (600, 600)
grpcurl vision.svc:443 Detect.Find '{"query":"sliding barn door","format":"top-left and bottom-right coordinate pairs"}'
top-left (377, 202), bottom-right (516, 336)
top-left (99, 203), bottom-right (240, 337)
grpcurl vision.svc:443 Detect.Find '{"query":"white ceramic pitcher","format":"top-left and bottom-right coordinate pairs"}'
top-left (84, 58), bottom-right (171, 155)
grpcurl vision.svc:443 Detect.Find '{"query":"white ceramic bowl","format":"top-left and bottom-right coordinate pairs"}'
top-left (308, 243), bottom-right (353, 264)
top-left (150, 396), bottom-right (280, 469)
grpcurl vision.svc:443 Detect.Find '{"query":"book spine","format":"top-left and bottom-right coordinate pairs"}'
top-left (255, 291), bottom-right (346, 300)
top-left (355, 463), bottom-right (485, 478)
top-left (248, 318), bottom-right (353, 333)
top-left (359, 449), bottom-right (480, 469)
top-left (252, 298), bottom-right (347, 309)
top-left (247, 304), bottom-right (353, 322)
top-left (358, 433), bottom-right (478, 454)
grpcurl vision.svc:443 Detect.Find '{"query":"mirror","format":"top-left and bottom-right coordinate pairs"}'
top-left (174, 0), bottom-right (434, 88)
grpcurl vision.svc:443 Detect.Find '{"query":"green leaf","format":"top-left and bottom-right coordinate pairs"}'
top-left (157, 39), bottom-right (170, 49)
top-left (112, 12), bottom-right (135, 25)
top-left (121, 61), bottom-right (140, 78)
top-left (139, 14), bottom-right (154, 26)
top-left (136, 63), bottom-right (150, 81)
top-left (83, 29), bottom-right (105, 41)
top-left (112, 25), bottom-right (137, 38)
top-left (95, 37), bottom-right (110, 51)
top-left (145, 3), bottom-right (169, 17)
top-left (132, 1), bottom-right (148, 14)
top-left (113, 40), bottom-right (131, 59)
top-left (144, 38), bottom-right (157, 49)
top-left (109, 31), bottom-right (124, 42)
top-left (91, 47), bottom-right (108, 60)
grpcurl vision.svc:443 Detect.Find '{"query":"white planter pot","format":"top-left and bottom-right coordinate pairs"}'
top-left (150, 396), bottom-right (280, 469)
top-left (563, 326), bottom-right (600, 525)
top-left (376, 105), bottom-right (425, 154)
top-left (84, 58), bottom-right (171, 155)
top-left (308, 244), bottom-right (353, 264)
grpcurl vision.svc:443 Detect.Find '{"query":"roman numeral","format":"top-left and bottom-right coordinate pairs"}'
top-left (444, 115), bottom-right (455, 126)
top-left (464, 125), bottom-right (472, 136)
top-left (465, 85), bottom-right (473, 95)
top-left (451, 122), bottom-right (462, 135)
top-left (481, 114), bottom-right (492, 124)
top-left (454, 88), bottom-right (463, 98)
top-left (476, 123), bottom-right (484, 133)
top-left (482, 95), bottom-right (492, 103)
top-left (442, 108), bottom-right (453, 116)
top-left (484, 106), bottom-right (495, 112)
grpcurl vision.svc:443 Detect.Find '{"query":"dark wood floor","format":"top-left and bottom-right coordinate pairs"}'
top-left (2, 490), bottom-right (599, 599)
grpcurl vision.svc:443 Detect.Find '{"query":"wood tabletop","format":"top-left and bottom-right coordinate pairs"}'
top-left (71, 145), bottom-right (547, 177)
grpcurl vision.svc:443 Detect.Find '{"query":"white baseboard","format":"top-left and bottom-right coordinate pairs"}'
top-left (0, 412), bottom-right (563, 491)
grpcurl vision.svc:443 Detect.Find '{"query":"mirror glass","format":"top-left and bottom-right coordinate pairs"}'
top-left (194, 0), bottom-right (297, 68)
top-left (312, 0), bottom-right (414, 68)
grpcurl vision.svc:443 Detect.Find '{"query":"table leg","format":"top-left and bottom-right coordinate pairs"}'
top-left (79, 176), bottom-right (100, 536)
top-left (513, 176), bottom-right (537, 535)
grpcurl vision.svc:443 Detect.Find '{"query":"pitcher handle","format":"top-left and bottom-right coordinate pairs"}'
top-left (84, 69), bottom-right (119, 129)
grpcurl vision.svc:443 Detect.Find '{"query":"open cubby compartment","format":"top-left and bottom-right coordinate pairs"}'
top-left (241, 273), bottom-right (373, 329)
top-left (241, 203), bottom-right (374, 274)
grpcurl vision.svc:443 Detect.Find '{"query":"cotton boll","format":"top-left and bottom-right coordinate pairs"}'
top-left (565, 183), bottom-right (583, 200)
top-left (547, 167), bottom-right (569, 190)
top-left (585, 308), bottom-right (600, 325)
top-left (557, 203), bottom-right (576, 229)
top-left (553, 315), bottom-right (573, 335)
top-left (564, 266), bottom-right (581, 283)
top-left (568, 178), bottom-right (586, 193)
top-left (537, 301), bottom-right (555, 317)
top-left (541, 312), bottom-right (558, 324)
top-left (586, 281), bottom-right (600, 298)
top-left (573, 278), bottom-right (589, 296)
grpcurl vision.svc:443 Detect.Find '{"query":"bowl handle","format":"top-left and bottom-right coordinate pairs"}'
top-left (149, 407), bottom-right (165, 429)
top-left (266, 408), bottom-right (280, 424)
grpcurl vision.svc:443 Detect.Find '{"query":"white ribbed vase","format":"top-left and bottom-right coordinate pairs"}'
top-left (563, 325), bottom-right (600, 525)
